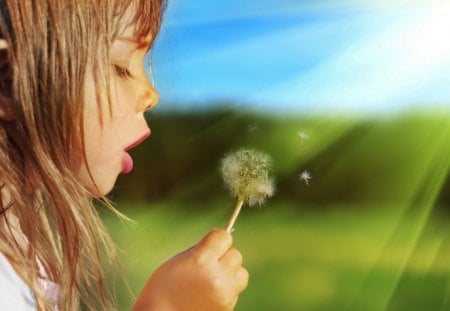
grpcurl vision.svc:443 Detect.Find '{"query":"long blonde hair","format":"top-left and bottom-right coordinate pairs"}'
top-left (0, 0), bottom-right (165, 309)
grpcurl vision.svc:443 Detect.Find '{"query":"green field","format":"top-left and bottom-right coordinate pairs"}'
top-left (104, 200), bottom-right (450, 311)
top-left (105, 110), bottom-right (450, 310)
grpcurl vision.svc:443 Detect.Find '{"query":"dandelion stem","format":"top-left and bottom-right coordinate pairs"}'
top-left (225, 198), bottom-right (245, 233)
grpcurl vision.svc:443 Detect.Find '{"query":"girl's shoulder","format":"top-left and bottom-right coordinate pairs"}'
top-left (0, 252), bottom-right (37, 310)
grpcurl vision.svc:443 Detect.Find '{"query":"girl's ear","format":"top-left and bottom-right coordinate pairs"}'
top-left (0, 38), bottom-right (13, 121)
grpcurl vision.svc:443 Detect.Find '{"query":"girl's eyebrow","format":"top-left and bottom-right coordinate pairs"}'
top-left (116, 36), bottom-right (152, 51)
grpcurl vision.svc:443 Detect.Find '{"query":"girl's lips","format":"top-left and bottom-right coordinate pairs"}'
top-left (121, 130), bottom-right (151, 174)
top-left (125, 130), bottom-right (151, 151)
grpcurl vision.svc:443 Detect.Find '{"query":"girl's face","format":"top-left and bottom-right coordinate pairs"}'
top-left (79, 24), bottom-right (158, 196)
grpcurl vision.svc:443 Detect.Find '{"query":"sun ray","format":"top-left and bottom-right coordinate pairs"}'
top-left (349, 116), bottom-right (450, 309)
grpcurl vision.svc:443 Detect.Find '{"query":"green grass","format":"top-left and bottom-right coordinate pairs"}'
top-left (103, 200), bottom-right (450, 310)
top-left (105, 109), bottom-right (450, 309)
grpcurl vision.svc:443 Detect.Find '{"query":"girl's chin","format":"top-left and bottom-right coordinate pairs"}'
top-left (87, 184), bottom-right (115, 198)
top-left (77, 163), bottom-right (121, 197)
top-left (90, 177), bottom-right (118, 197)
top-left (82, 174), bottom-right (119, 198)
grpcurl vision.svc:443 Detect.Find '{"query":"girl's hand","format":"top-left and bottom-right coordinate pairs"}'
top-left (132, 229), bottom-right (249, 311)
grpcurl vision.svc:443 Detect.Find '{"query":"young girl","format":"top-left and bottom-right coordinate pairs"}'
top-left (0, 0), bottom-right (248, 310)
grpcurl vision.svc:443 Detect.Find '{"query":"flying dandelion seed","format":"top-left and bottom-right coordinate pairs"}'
top-left (221, 147), bottom-right (275, 232)
top-left (298, 131), bottom-right (309, 146)
top-left (248, 123), bottom-right (258, 133)
top-left (299, 170), bottom-right (312, 186)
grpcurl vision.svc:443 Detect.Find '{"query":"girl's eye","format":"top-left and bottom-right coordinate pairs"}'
top-left (114, 64), bottom-right (133, 79)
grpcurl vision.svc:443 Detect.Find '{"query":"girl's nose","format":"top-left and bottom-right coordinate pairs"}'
top-left (136, 74), bottom-right (159, 113)
top-left (140, 86), bottom-right (159, 112)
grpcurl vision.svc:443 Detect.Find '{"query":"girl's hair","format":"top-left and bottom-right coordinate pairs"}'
top-left (0, 0), bottom-right (165, 309)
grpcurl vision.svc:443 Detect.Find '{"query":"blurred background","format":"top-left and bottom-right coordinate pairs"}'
top-left (104, 0), bottom-right (450, 310)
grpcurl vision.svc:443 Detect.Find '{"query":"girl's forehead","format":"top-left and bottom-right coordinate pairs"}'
top-left (114, 4), bottom-right (154, 48)
top-left (115, 24), bottom-right (153, 50)
top-left (118, 0), bottom-right (165, 44)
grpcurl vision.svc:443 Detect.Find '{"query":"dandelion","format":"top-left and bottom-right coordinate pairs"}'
top-left (298, 130), bottom-right (309, 146)
top-left (299, 170), bottom-right (312, 186)
top-left (221, 147), bottom-right (275, 232)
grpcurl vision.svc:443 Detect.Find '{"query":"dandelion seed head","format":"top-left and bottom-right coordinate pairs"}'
top-left (221, 147), bottom-right (275, 206)
top-left (298, 131), bottom-right (309, 139)
top-left (247, 178), bottom-right (275, 207)
top-left (299, 170), bottom-right (311, 181)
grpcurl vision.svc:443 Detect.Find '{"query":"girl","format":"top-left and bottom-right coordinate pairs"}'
top-left (0, 0), bottom-right (248, 310)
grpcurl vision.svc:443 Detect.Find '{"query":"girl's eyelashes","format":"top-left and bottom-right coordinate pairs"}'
top-left (114, 64), bottom-right (133, 79)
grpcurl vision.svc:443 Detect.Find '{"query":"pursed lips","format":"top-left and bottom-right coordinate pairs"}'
top-left (125, 130), bottom-right (151, 152)
top-left (121, 130), bottom-right (151, 174)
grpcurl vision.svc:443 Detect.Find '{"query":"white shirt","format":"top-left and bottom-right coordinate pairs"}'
top-left (0, 252), bottom-right (37, 310)
top-left (0, 252), bottom-right (60, 310)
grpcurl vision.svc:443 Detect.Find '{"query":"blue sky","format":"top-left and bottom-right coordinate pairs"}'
top-left (150, 0), bottom-right (450, 114)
